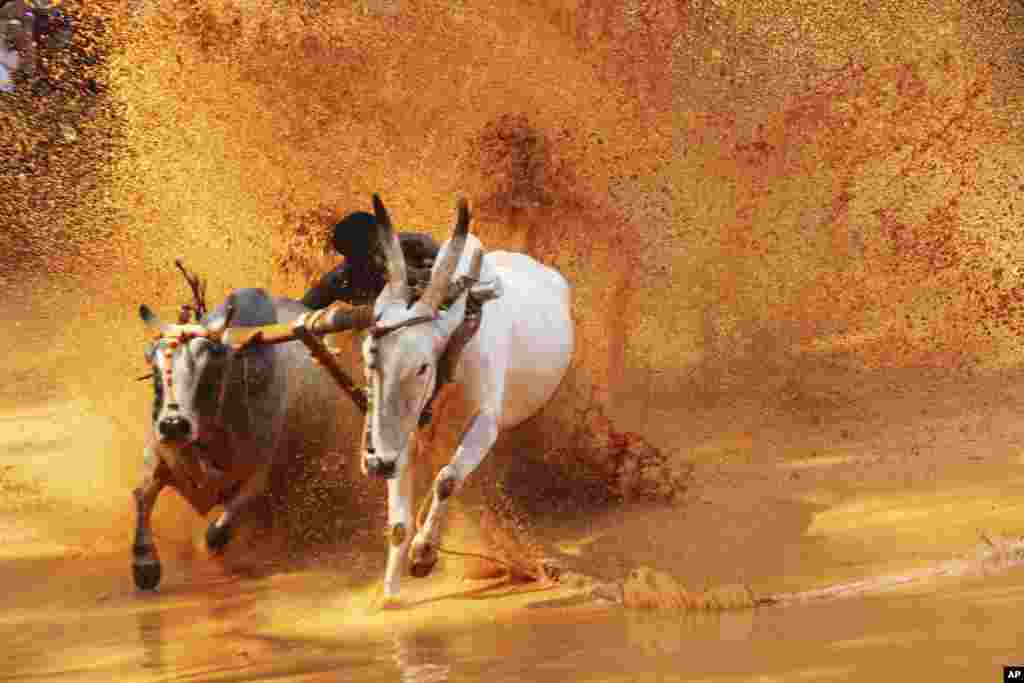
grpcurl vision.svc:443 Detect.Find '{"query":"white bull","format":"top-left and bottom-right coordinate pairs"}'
top-left (332, 195), bottom-right (575, 602)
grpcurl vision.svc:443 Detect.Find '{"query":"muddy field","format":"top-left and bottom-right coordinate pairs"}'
top-left (4, 0), bottom-right (1024, 681)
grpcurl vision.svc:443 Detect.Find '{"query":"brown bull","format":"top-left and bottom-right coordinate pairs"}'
top-left (131, 281), bottom-right (363, 590)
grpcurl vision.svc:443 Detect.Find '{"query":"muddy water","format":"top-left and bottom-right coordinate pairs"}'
top-left (3, 509), bottom-right (1024, 683)
top-left (2, 532), bottom-right (1023, 683)
top-left (4, 387), bottom-right (1024, 682)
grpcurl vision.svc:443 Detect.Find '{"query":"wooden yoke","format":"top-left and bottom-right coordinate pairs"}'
top-left (222, 302), bottom-right (375, 350)
top-left (221, 322), bottom-right (301, 350)
top-left (221, 302), bottom-right (374, 414)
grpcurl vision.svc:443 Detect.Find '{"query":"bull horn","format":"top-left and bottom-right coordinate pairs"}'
top-left (420, 196), bottom-right (471, 314)
top-left (372, 194), bottom-right (409, 303)
top-left (139, 304), bottom-right (171, 335)
top-left (467, 247), bottom-right (483, 282)
top-left (207, 304), bottom-right (236, 341)
top-left (466, 246), bottom-right (481, 278)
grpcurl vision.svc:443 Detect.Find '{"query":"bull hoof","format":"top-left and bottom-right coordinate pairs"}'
top-left (206, 522), bottom-right (232, 553)
top-left (371, 594), bottom-right (406, 612)
top-left (132, 559), bottom-right (162, 591)
top-left (409, 559), bottom-right (437, 578)
top-left (408, 542), bottom-right (438, 578)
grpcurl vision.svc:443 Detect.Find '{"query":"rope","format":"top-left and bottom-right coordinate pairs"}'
top-left (368, 493), bottom-right (526, 608)
top-left (415, 487), bottom-right (431, 529)
top-left (410, 487), bottom-right (523, 576)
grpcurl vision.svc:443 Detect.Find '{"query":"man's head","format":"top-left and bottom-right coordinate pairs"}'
top-left (331, 211), bottom-right (379, 265)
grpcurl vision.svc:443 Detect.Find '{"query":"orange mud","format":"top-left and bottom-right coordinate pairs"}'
top-left (4, 0), bottom-right (1024, 680)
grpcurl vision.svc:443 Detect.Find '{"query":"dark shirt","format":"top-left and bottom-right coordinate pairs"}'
top-left (301, 232), bottom-right (440, 309)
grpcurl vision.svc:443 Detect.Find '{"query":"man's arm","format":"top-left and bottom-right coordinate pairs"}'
top-left (301, 264), bottom-right (348, 310)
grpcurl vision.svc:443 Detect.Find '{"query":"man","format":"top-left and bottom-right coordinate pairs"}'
top-left (301, 210), bottom-right (440, 310)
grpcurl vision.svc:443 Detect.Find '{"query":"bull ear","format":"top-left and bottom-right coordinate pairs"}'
top-left (139, 305), bottom-right (158, 326)
top-left (140, 304), bottom-right (172, 337)
top-left (419, 197), bottom-right (470, 314)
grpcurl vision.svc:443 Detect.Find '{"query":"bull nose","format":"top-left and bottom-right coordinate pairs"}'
top-left (364, 455), bottom-right (396, 479)
top-left (158, 416), bottom-right (191, 441)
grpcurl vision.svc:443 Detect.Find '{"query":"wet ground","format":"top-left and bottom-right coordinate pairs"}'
top-left (4, 554), bottom-right (1024, 683)
top-left (4, 365), bottom-right (1024, 682)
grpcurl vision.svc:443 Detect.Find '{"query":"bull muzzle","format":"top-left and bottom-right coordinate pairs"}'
top-left (158, 410), bottom-right (192, 442)
top-left (363, 454), bottom-right (397, 480)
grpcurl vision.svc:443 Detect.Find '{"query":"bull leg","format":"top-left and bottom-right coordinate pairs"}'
top-left (133, 444), bottom-right (167, 590)
top-left (409, 410), bottom-right (499, 578)
top-left (380, 443), bottom-right (416, 604)
top-left (206, 462), bottom-right (270, 553)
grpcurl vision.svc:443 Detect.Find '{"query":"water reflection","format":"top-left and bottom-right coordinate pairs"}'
top-left (136, 608), bottom-right (165, 672)
top-left (623, 607), bottom-right (757, 657)
top-left (6, 569), bottom-right (1024, 683)
top-left (392, 628), bottom-right (452, 683)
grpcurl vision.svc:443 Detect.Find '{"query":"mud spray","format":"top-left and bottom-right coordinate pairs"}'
top-left (3, 0), bottom-right (1024, 610)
